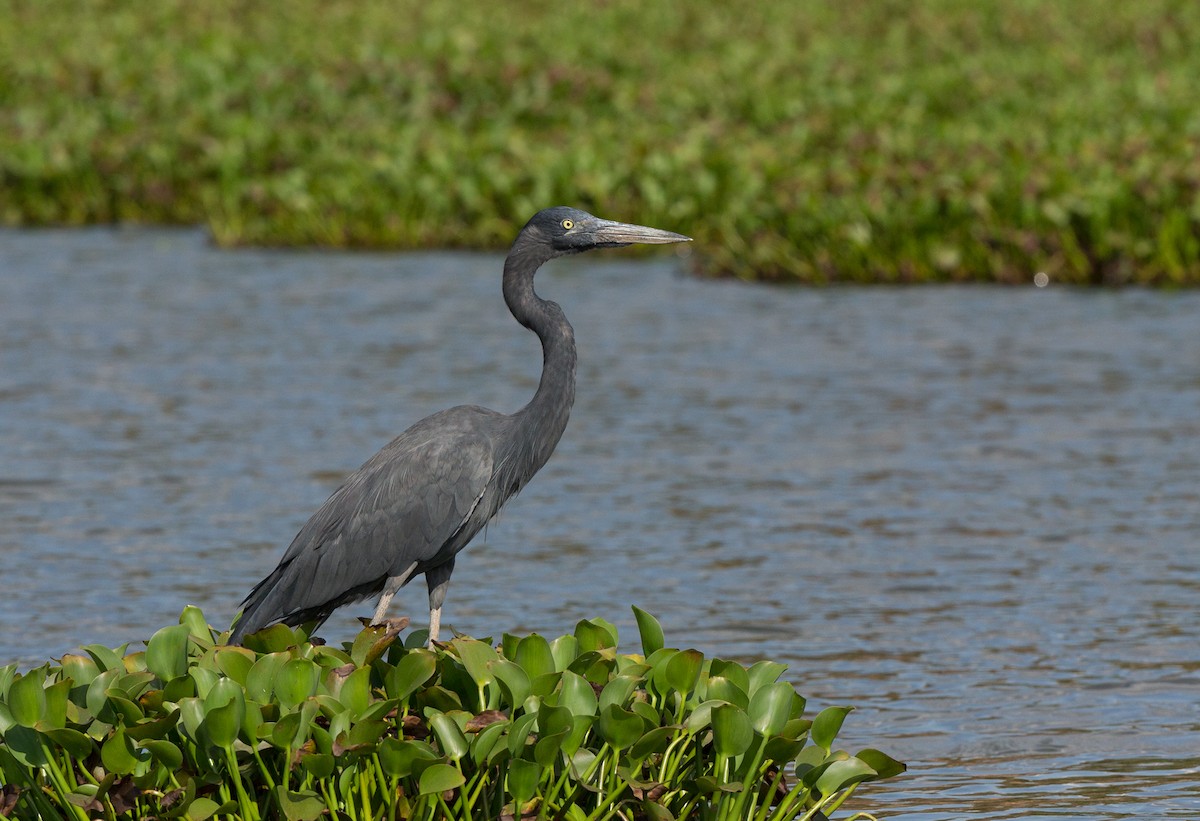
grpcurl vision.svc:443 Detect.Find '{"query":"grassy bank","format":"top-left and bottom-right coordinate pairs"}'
top-left (2, 0), bottom-right (1199, 283)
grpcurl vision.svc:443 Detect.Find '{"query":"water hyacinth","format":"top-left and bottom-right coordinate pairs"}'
top-left (0, 607), bottom-right (903, 819)
top-left (3, 1), bottom-right (1200, 283)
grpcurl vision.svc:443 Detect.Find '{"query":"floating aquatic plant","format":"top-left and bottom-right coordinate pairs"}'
top-left (0, 607), bottom-right (903, 819)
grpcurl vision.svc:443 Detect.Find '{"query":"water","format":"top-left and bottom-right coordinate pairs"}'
top-left (1, 227), bottom-right (1198, 818)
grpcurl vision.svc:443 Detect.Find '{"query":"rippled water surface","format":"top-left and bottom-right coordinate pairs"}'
top-left (2, 228), bottom-right (1198, 818)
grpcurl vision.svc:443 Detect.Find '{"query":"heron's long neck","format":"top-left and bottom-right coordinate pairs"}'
top-left (503, 252), bottom-right (577, 473)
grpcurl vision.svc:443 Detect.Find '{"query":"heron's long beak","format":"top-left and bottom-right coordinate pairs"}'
top-left (590, 219), bottom-right (692, 246)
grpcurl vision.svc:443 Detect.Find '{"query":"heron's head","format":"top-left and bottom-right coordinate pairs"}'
top-left (518, 207), bottom-right (691, 259)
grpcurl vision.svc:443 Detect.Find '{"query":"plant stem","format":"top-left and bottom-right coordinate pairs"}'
top-left (819, 783), bottom-right (861, 818)
top-left (224, 746), bottom-right (259, 820)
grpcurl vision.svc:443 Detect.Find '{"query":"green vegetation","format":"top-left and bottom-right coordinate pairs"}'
top-left (3, 0), bottom-right (1197, 283)
top-left (0, 607), bottom-right (902, 820)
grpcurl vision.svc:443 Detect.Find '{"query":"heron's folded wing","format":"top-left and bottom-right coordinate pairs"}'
top-left (250, 415), bottom-right (496, 620)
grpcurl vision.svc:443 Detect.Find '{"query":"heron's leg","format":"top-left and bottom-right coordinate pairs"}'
top-left (428, 606), bottom-right (442, 647)
top-left (372, 563), bottom-right (417, 624)
top-left (424, 559), bottom-right (455, 646)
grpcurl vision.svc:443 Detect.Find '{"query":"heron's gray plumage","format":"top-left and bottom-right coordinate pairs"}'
top-left (228, 207), bottom-right (690, 645)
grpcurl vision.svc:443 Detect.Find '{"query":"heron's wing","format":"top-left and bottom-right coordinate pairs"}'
top-left (234, 408), bottom-right (498, 635)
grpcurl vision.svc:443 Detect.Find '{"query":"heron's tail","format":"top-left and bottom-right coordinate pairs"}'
top-left (227, 561), bottom-right (299, 645)
top-left (227, 559), bottom-right (378, 645)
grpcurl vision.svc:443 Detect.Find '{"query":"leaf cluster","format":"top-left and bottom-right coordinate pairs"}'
top-left (1, 1), bottom-right (1199, 283)
top-left (0, 606), bottom-right (903, 820)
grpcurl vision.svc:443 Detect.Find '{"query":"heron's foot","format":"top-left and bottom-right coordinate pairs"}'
top-left (357, 615), bottom-right (411, 639)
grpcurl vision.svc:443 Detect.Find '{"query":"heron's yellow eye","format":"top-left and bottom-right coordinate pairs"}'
top-left (561, 219), bottom-right (573, 230)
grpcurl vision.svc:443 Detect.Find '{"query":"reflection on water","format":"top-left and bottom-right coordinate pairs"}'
top-left (2, 228), bottom-right (1198, 818)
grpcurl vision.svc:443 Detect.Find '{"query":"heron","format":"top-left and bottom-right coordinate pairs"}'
top-left (228, 207), bottom-right (690, 645)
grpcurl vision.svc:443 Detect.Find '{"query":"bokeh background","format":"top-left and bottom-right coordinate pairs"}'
top-left (2, 0), bottom-right (1199, 282)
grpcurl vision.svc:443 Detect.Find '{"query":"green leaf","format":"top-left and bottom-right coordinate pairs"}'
top-left (629, 725), bottom-right (675, 763)
top-left (748, 680), bottom-right (794, 736)
top-left (537, 703), bottom-right (573, 738)
top-left (598, 674), bottom-right (639, 711)
top-left (213, 646), bottom-right (256, 684)
top-left (1, 724), bottom-right (47, 767)
top-left (377, 738), bottom-right (439, 778)
top-left (507, 757), bottom-right (540, 806)
top-left (59, 654), bottom-right (101, 688)
top-left (549, 635), bottom-right (579, 671)
top-left (205, 675), bottom-right (245, 711)
top-left (7, 667), bottom-right (47, 727)
top-left (489, 658), bottom-right (531, 706)
top-left (684, 699), bottom-right (726, 734)
top-left (385, 650), bottom-right (437, 701)
top-left (664, 649), bottom-right (704, 697)
top-left (330, 665), bottom-right (372, 718)
top-left (429, 712), bottom-right (470, 762)
top-left (188, 665), bottom-right (219, 699)
top-left (598, 704), bottom-right (645, 750)
top-left (186, 797), bottom-right (222, 820)
top-left (43, 727), bottom-right (94, 758)
top-left (204, 678), bottom-right (246, 747)
top-left (0, 664), bottom-right (14, 700)
top-left (762, 735), bottom-right (805, 764)
top-left (514, 634), bottom-right (556, 679)
top-left (563, 805), bottom-right (589, 821)
top-left (815, 757), bottom-right (877, 796)
top-left (116, 670), bottom-right (156, 697)
top-left (641, 800), bottom-right (676, 821)
top-left (123, 711), bottom-right (180, 741)
top-left (574, 618), bottom-right (617, 652)
top-left (780, 717), bottom-right (813, 741)
top-left (301, 752), bottom-right (335, 779)
top-left (529, 671), bottom-right (562, 698)
top-left (704, 675), bottom-right (748, 709)
top-left (145, 624), bottom-right (192, 681)
top-left (812, 705), bottom-right (853, 753)
top-left (162, 673), bottom-right (196, 703)
top-left (41, 679), bottom-right (70, 729)
top-left (500, 632), bottom-right (522, 660)
top-left (855, 748), bottom-right (907, 780)
top-left (746, 660), bottom-right (788, 695)
top-left (558, 670), bottom-right (599, 718)
top-left (632, 606), bottom-right (665, 656)
top-left (533, 728), bottom-right (568, 767)
top-left (349, 622), bottom-right (401, 667)
top-left (274, 659), bottom-right (319, 710)
top-left (141, 738), bottom-right (183, 770)
top-left (240, 622), bottom-right (300, 654)
top-left (348, 720), bottom-right (388, 753)
top-left (180, 606), bottom-right (215, 643)
top-left (101, 725), bottom-right (144, 774)
top-left (418, 762), bottom-right (465, 795)
top-left (453, 638), bottom-right (498, 688)
top-left (711, 703), bottom-right (754, 758)
top-left (245, 652), bottom-right (289, 703)
top-left (709, 659), bottom-right (750, 694)
top-left (507, 712), bottom-right (539, 757)
top-left (470, 720), bottom-right (509, 766)
top-left (630, 699), bottom-right (661, 728)
top-left (82, 644), bottom-right (126, 673)
top-left (176, 697), bottom-right (207, 743)
top-left (272, 699), bottom-right (319, 749)
top-left (273, 786), bottom-right (326, 821)
top-left (561, 713), bottom-right (595, 757)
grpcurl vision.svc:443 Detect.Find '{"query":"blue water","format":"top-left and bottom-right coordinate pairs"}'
top-left (1, 228), bottom-right (1198, 818)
